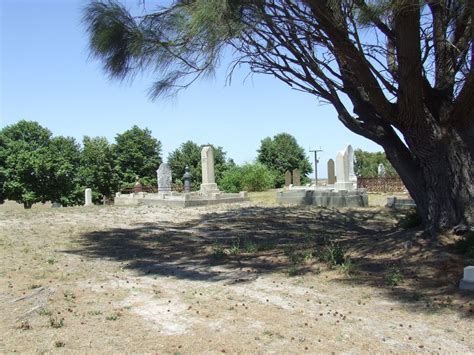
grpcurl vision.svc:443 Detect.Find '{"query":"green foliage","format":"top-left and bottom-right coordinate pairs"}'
top-left (456, 231), bottom-right (474, 258)
top-left (319, 242), bottom-right (346, 267)
top-left (257, 133), bottom-right (312, 187)
top-left (384, 266), bottom-right (404, 286)
top-left (78, 136), bottom-right (119, 201)
top-left (114, 125), bottom-right (162, 186)
top-left (167, 141), bottom-right (231, 190)
top-left (219, 162), bottom-right (276, 193)
top-left (354, 149), bottom-right (397, 178)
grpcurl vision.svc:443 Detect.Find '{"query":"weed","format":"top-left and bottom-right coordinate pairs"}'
top-left (88, 310), bottom-right (102, 316)
top-left (242, 239), bottom-right (258, 253)
top-left (38, 308), bottom-right (52, 316)
top-left (319, 242), bottom-right (346, 266)
top-left (456, 231), bottom-right (474, 258)
top-left (385, 266), bottom-right (404, 286)
top-left (28, 284), bottom-right (42, 290)
top-left (64, 290), bottom-right (76, 300)
top-left (287, 266), bottom-right (299, 277)
top-left (399, 210), bottom-right (422, 229)
top-left (338, 258), bottom-right (357, 276)
top-left (54, 341), bottom-right (65, 348)
top-left (46, 257), bottom-right (57, 265)
top-left (228, 239), bottom-right (241, 255)
top-left (106, 312), bottom-right (120, 321)
top-left (49, 316), bottom-right (64, 328)
top-left (211, 244), bottom-right (226, 261)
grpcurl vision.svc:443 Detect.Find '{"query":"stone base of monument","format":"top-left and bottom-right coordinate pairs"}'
top-left (276, 188), bottom-right (368, 208)
top-left (460, 266), bottom-right (474, 291)
top-left (114, 190), bottom-right (248, 207)
top-left (200, 183), bottom-right (220, 194)
top-left (386, 196), bottom-right (416, 209)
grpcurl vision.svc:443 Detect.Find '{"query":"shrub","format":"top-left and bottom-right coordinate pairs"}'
top-left (319, 242), bottom-right (346, 266)
top-left (219, 162), bottom-right (276, 193)
top-left (384, 266), bottom-right (404, 286)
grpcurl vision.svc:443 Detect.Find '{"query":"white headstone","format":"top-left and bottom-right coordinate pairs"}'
top-left (157, 163), bottom-right (172, 194)
top-left (85, 188), bottom-right (92, 206)
top-left (335, 146), bottom-right (355, 190)
top-left (200, 146), bottom-right (219, 194)
top-left (347, 145), bottom-right (357, 183)
top-left (378, 163), bottom-right (386, 177)
top-left (460, 266), bottom-right (474, 291)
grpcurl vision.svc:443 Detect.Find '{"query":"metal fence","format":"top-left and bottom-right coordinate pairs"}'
top-left (357, 177), bottom-right (406, 193)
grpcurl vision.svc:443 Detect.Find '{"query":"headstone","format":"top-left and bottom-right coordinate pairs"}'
top-left (284, 171), bottom-right (292, 187)
top-left (460, 266), bottom-right (474, 291)
top-left (200, 146), bottom-right (219, 194)
top-left (327, 159), bottom-right (336, 185)
top-left (84, 188), bottom-right (92, 206)
top-left (335, 146), bottom-right (355, 190)
top-left (157, 163), bottom-right (172, 194)
top-left (51, 202), bottom-right (61, 208)
top-left (378, 163), bottom-right (386, 177)
top-left (347, 145), bottom-right (357, 183)
top-left (292, 169), bottom-right (301, 186)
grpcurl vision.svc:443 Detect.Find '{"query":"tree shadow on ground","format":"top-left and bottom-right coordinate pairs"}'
top-left (70, 205), bottom-right (473, 317)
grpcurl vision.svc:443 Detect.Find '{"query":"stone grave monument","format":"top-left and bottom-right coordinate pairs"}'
top-left (200, 146), bottom-right (220, 194)
top-left (460, 266), bottom-right (474, 291)
top-left (327, 159), bottom-right (336, 185)
top-left (292, 169), bottom-right (301, 186)
top-left (84, 188), bottom-right (92, 206)
top-left (335, 145), bottom-right (356, 190)
top-left (285, 171), bottom-right (292, 187)
top-left (157, 163), bottom-right (172, 194)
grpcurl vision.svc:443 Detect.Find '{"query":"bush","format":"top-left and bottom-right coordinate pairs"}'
top-left (219, 162), bottom-right (276, 192)
top-left (384, 266), bottom-right (404, 286)
top-left (319, 242), bottom-right (346, 266)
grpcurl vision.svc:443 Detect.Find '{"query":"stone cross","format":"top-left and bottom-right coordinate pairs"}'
top-left (327, 159), bottom-right (336, 185)
top-left (284, 171), bottom-right (292, 187)
top-left (200, 146), bottom-right (219, 194)
top-left (292, 169), bottom-right (301, 186)
top-left (157, 163), bottom-right (172, 193)
top-left (84, 188), bottom-right (92, 206)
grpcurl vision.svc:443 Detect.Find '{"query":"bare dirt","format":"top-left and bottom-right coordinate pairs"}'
top-left (0, 194), bottom-right (473, 353)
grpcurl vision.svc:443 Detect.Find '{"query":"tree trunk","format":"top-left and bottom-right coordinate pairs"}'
top-left (387, 127), bottom-right (473, 236)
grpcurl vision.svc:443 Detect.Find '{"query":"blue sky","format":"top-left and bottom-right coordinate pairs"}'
top-left (0, 0), bottom-right (381, 178)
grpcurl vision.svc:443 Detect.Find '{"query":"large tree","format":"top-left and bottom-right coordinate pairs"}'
top-left (257, 133), bottom-right (312, 186)
top-left (114, 125), bottom-right (162, 186)
top-left (84, 0), bottom-right (474, 234)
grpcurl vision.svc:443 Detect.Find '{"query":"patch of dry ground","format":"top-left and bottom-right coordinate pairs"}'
top-left (0, 195), bottom-right (473, 353)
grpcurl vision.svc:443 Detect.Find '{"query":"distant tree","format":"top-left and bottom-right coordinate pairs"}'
top-left (114, 126), bottom-right (162, 186)
top-left (220, 162), bottom-right (276, 193)
top-left (167, 141), bottom-right (231, 189)
top-left (354, 149), bottom-right (398, 178)
top-left (257, 133), bottom-right (312, 187)
top-left (78, 136), bottom-right (119, 202)
top-left (0, 134), bottom-right (6, 204)
top-left (0, 121), bottom-right (52, 208)
top-left (43, 136), bottom-right (82, 206)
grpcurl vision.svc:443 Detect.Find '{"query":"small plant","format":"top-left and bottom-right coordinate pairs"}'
top-left (46, 257), bottom-right (57, 265)
top-left (399, 210), bottom-right (422, 229)
top-left (228, 239), bottom-right (241, 255)
top-left (319, 242), bottom-right (346, 267)
top-left (88, 310), bottom-right (102, 316)
top-left (385, 266), bottom-right (404, 286)
top-left (49, 316), bottom-right (64, 328)
top-left (63, 290), bottom-right (76, 300)
top-left (54, 341), bottom-right (65, 348)
top-left (38, 308), bottom-right (52, 316)
top-left (106, 312), bottom-right (120, 321)
top-left (29, 284), bottom-right (42, 290)
top-left (287, 266), bottom-right (299, 277)
top-left (338, 258), bottom-right (357, 276)
top-left (456, 231), bottom-right (474, 258)
top-left (211, 244), bottom-right (226, 261)
top-left (242, 239), bottom-right (258, 253)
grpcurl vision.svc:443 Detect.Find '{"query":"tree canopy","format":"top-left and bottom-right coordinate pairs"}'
top-left (84, 0), bottom-right (474, 234)
top-left (257, 133), bottom-right (312, 187)
top-left (354, 149), bottom-right (397, 178)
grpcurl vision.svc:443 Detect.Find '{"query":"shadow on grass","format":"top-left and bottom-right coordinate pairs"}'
top-left (70, 205), bottom-right (473, 316)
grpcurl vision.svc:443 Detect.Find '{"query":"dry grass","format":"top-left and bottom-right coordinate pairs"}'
top-left (0, 196), bottom-right (473, 353)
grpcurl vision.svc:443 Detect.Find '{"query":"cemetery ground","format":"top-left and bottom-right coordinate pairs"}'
top-left (1, 192), bottom-right (473, 353)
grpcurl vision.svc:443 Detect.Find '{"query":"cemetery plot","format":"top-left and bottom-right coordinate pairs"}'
top-left (0, 199), bottom-right (472, 353)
